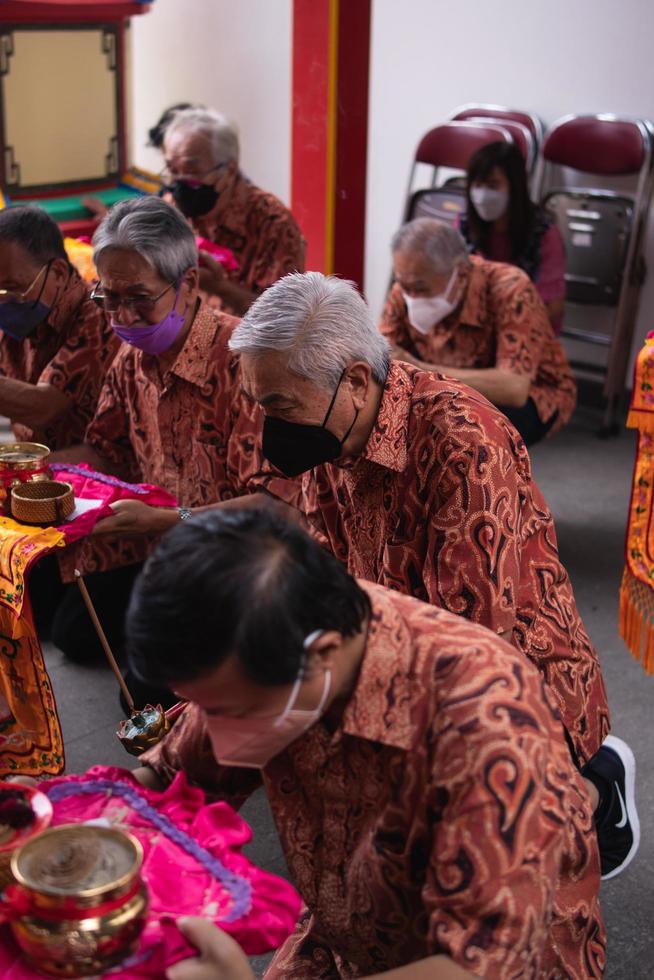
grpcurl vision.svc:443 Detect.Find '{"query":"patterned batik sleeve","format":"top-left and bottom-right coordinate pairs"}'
top-left (250, 213), bottom-right (305, 293)
top-left (423, 442), bottom-right (521, 634)
top-left (422, 648), bottom-right (590, 979)
top-left (493, 271), bottom-right (549, 382)
top-left (378, 284), bottom-right (415, 354)
top-left (85, 356), bottom-right (141, 480)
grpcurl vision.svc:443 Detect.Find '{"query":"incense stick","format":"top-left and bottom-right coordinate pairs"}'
top-left (74, 569), bottom-right (136, 713)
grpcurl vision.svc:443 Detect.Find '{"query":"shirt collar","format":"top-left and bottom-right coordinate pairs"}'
top-left (360, 361), bottom-right (412, 472)
top-left (141, 302), bottom-right (224, 387)
top-left (341, 583), bottom-right (414, 751)
top-left (455, 256), bottom-right (487, 329)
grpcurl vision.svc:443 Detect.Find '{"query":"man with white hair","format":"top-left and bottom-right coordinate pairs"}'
top-left (228, 269), bottom-right (638, 882)
top-left (380, 217), bottom-right (576, 446)
top-left (162, 107), bottom-right (305, 315)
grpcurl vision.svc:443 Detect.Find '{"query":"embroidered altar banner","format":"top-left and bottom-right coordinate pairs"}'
top-left (0, 519), bottom-right (65, 776)
top-left (620, 334), bottom-right (654, 674)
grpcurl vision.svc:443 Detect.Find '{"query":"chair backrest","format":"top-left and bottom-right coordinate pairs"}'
top-left (542, 114), bottom-right (651, 176)
top-left (406, 186), bottom-right (467, 227)
top-left (454, 115), bottom-right (535, 170)
top-left (451, 103), bottom-right (544, 145)
top-left (413, 121), bottom-right (513, 170)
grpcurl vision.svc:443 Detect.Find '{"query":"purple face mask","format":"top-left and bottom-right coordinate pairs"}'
top-left (111, 291), bottom-right (186, 355)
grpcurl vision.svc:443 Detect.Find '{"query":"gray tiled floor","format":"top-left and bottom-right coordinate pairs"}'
top-left (44, 404), bottom-right (652, 978)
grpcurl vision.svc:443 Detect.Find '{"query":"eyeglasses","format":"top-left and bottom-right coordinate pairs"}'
top-left (159, 162), bottom-right (224, 186)
top-left (90, 281), bottom-right (175, 314)
top-left (0, 262), bottom-right (50, 306)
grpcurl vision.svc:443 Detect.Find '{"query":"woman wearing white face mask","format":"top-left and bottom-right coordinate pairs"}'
top-left (127, 506), bottom-right (603, 980)
top-left (461, 141), bottom-right (566, 335)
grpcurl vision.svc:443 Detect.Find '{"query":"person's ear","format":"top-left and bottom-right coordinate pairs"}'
top-left (50, 257), bottom-right (71, 286)
top-left (181, 266), bottom-right (199, 296)
top-left (345, 361), bottom-right (373, 411)
top-left (304, 630), bottom-right (343, 674)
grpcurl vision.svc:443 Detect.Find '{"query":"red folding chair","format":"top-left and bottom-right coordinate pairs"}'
top-left (450, 103), bottom-right (543, 174)
top-left (534, 113), bottom-right (654, 433)
top-left (404, 121), bottom-right (513, 226)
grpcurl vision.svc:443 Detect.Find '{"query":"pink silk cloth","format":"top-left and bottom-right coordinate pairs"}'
top-left (0, 766), bottom-right (302, 978)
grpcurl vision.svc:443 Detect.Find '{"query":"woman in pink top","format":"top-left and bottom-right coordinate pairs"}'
top-left (460, 141), bottom-right (566, 334)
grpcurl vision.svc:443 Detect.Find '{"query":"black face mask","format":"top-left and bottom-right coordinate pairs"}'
top-left (165, 179), bottom-right (219, 219)
top-left (262, 372), bottom-right (359, 478)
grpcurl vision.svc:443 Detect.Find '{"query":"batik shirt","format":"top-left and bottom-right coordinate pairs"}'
top-left (141, 583), bottom-right (605, 980)
top-left (0, 270), bottom-right (119, 448)
top-left (194, 166), bottom-right (305, 294)
top-left (60, 303), bottom-right (298, 580)
top-left (380, 255), bottom-right (576, 434)
top-left (299, 361), bottom-right (608, 764)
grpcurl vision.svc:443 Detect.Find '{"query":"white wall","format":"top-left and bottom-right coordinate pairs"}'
top-left (365, 0), bottom-right (654, 363)
top-left (127, 0), bottom-right (292, 204)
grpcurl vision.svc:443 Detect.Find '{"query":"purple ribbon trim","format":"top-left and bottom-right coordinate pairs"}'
top-left (50, 464), bottom-right (148, 496)
top-left (46, 779), bottom-right (252, 922)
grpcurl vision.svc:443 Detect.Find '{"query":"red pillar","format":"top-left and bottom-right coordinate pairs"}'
top-left (291, 0), bottom-right (371, 290)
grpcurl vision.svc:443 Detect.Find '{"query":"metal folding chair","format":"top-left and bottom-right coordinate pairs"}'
top-left (450, 103), bottom-right (543, 175)
top-left (534, 113), bottom-right (654, 433)
top-left (404, 121), bottom-right (513, 227)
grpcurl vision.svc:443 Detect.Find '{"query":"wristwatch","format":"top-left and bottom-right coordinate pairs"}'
top-left (177, 507), bottom-right (193, 522)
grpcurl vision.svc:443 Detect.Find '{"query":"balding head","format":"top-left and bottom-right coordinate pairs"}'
top-left (391, 218), bottom-right (469, 275)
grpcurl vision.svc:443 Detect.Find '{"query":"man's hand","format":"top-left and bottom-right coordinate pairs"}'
top-left (166, 918), bottom-right (255, 980)
top-left (92, 499), bottom-right (179, 536)
top-left (198, 252), bottom-right (228, 297)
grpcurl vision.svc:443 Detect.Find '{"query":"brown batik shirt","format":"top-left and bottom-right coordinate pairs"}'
top-left (141, 583), bottom-right (605, 980)
top-left (194, 166), bottom-right (305, 295)
top-left (380, 255), bottom-right (576, 435)
top-left (0, 270), bottom-right (119, 449)
top-left (59, 303), bottom-right (298, 581)
top-left (297, 360), bottom-right (608, 765)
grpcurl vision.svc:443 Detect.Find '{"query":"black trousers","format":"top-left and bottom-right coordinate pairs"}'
top-left (29, 556), bottom-right (176, 710)
top-left (499, 398), bottom-right (557, 447)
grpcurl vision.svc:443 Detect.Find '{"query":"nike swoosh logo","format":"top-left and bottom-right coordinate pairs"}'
top-left (615, 783), bottom-right (628, 829)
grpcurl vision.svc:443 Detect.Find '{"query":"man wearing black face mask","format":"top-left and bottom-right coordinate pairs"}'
top-left (162, 107), bottom-right (305, 316)
top-left (0, 206), bottom-right (119, 449)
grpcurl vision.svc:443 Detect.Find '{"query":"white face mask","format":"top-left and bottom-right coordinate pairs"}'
top-left (402, 265), bottom-right (460, 334)
top-left (205, 630), bottom-right (332, 769)
top-left (470, 186), bottom-right (509, 223)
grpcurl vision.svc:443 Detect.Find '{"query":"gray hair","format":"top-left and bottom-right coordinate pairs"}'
top-left (391, 218), bottom-right (469, 275)
top-left (164, 107), bottom-right (240, 166)
top-left (92, 196), bottom-right (198, 282)
top-left (229, 272), bottom-right (390, 389)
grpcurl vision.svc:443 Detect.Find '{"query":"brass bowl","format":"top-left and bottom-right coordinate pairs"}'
top-left (9, 824), bottom-right (148, 977)
top-left (10, 480), bottom-right (74, 525)
top-left (0, 442), bottom-right (52, 506)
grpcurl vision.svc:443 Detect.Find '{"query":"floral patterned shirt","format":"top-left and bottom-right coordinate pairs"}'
top-left (379, 255), bottom-right (576, 434)
top-left (142, 583), bottom-right (605, 980)
top-left (298, 361), bottom-right (608, 764)
top-left (0, 270), bottom-right (119, 449)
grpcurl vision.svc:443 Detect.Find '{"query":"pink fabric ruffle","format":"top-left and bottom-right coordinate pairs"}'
top-left (0, 766), bottom-right (301, 978)
top-left (50, 464), bottom-right (178, 543)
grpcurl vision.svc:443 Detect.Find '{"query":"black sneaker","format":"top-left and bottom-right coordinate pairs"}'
top-left (586, 735), bottom-right (640, 881)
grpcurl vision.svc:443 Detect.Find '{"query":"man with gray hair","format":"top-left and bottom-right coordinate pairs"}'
top-left (380, 217), bottom-right (576, 446)
top-left (162, 107), bottom-right (304, 315)
top-left (44, 196), bottom-right (297, 693)
top-left (229, 270), bottom-right (639, 882)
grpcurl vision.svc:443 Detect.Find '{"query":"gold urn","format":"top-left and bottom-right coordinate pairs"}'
top-left (0, 442), bottom-right (52, 507)
top-left (8, 824), bottom-right (148, 977)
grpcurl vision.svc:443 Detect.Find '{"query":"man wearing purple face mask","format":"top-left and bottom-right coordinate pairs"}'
top-left (42, 197), bottom-right (298, 685)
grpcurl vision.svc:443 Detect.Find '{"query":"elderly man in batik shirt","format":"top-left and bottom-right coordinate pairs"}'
top-left (162, 107), bottom-right (305, 315)
top-left (226, 269), bottom-right (638, 883)
top-left (0, 206), bottom-right (119, 449)
top-left (43, 197), bottom-right (297, 685)
top-left (129, 508), bottom-right (605, 980)
top-left (380, 218), bottom-right (576, 446)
